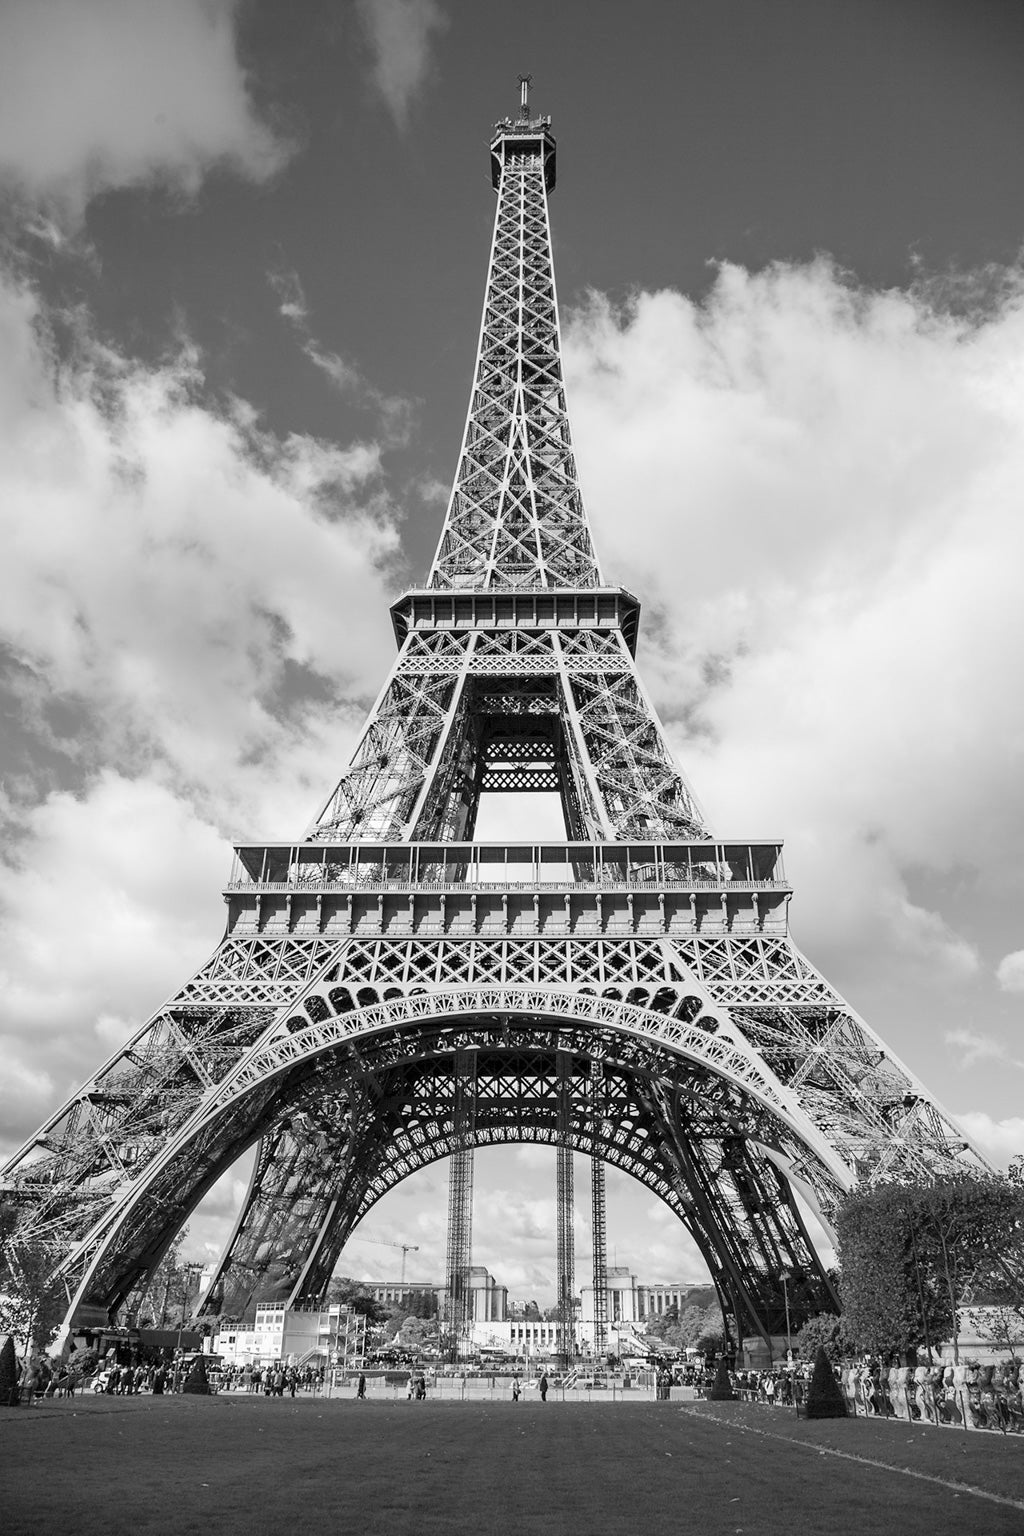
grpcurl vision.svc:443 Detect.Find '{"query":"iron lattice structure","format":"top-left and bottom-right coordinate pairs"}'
top-left (1, 93), bottom-right (990, 1355)
top-left (590, 1059), bottom-right (609, 1359)
top-left (443, 1050), bottom-right (476, 1363)
top-left (556, 1051), bottom-right (576, 1362)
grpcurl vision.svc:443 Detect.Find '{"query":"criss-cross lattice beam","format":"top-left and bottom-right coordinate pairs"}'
top-left (310, 648), bottom-right (707, 843)
top-left (444, 1049), bottom-right (476, 1363)
top-left (590, 1059), bottom-right (609, 1359)
top-left (556, 1050), bottom-right (576, 1361)
top-left (429, 112), bottom-right (600, 592)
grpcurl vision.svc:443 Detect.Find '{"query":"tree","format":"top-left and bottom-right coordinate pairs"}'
top-left (645, 1302), bottom-right (721, 1353)
top-left (0, 1335), bottom-right (19, 1406)
top-left (133, 1228), bottom-right (190, 1328)
top-left (836, 1174), bottom-right (1024, 1362)
top-left (0, 1236), bottom-right (67, 1358)
top-left (182, 1355), bottom-right (211, 1395)
top-left (805, 1344), bottom-right (847, 1419)
top-left (836, 1183), bottom-right (949, 1360)
top-left (326, 1276), bottom-right (388, 1325)
top-left (912, 1176), bottom-right (1024, 1363)
top-left (794, 1314), bottom-right (843, 1364)
top-left (963, 1305), bottom-right (1024, 1362)
top-left (396, 1316), bottom-right (437, 1353)
top-left (707, 1355), bottom-right (736, 1401)
top-left (696, 1323), bottom-right (727, 1358)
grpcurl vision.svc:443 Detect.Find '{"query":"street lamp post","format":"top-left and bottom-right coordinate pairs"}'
top-left (778, 1269), bottom-right (793, 1362)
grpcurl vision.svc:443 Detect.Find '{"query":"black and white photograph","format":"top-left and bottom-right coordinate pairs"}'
top-left (3, 2), bottom-right (1024, 1530)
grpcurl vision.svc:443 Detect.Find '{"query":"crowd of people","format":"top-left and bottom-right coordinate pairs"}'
top-left (13, 1355), bottom-right (81, 1405)
top-left (733, 1358), bottom-right (1024, 1431)
top-left (220, 1362), bottom-right (324, 1395)
top-left (13, 1342), bottom-right (1024, 1431)
top-left (10, 1352), bottom-right (331, 1403)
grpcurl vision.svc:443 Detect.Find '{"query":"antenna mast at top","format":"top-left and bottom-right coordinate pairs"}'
top-left (518, 73), bottom-right (532, 119)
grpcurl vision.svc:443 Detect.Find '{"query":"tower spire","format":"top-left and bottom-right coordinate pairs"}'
top-left (428, 98), bottom-right (592, 591)
top-left (518, 72), bottom-right (532, 119)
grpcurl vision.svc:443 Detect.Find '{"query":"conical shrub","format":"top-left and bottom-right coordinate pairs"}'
top-left (805, 1344), bottom-right (847, 1419)
top-left (707, 1355), bottom-right (737, 1401)
top-left (0, 1335), bottom-right (18, 1406)
top-left (181, 1354), bottom-right (211, 1395)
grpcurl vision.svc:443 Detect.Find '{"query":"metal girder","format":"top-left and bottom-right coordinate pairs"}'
top-left (590, 1060), bottom-right (609, 1357)
top-left (556, 1050), bottom-right (576, 1362)
top-left (444, 1049), bottom-right (477, 1363)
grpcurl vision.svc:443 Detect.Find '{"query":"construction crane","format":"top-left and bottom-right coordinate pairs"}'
top-left (345, 1233), bottom-right (420, 1284)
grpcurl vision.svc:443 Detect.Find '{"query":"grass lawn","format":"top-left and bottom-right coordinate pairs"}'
top-left (2, 1392), bottom-right (1023, 1536)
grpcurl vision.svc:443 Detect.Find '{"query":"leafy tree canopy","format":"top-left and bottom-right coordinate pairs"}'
top-left (326, 1276), bottom-right (388, 1324)
top-left (0, 1229), bottom-right (67, 1355)
top-left (836, 1173), bottom-right (1024, 1362)
top-left (794, 1313), bottom-right (843, 1364)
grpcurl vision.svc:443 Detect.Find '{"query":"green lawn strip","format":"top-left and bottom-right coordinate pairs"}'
top-left (3, 1398), bottom-right (704, 1536)
top-left (684, 1401), bottom-right (1024, 1509)
top-left (4, 1395), bottom-right (1024, 1536)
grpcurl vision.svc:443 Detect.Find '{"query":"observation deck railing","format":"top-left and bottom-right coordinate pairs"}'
top-left (225, 839), bottom-right (788, 895)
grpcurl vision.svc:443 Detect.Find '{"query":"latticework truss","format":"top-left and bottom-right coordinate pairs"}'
top-left (590, 1060), bottom-right (609, 1358)
top-left (0, 94), bottom-right (991, 1359)
top-left (444, 1050), bottom-right (476, 1363)
top-left (428, 111), bottom-right (598, 592)
top-left (556, 1051), bottom-right (576, 1361)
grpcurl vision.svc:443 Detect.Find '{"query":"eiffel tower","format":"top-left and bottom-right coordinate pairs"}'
top-left (2, 83), bottom-right (986, 1357)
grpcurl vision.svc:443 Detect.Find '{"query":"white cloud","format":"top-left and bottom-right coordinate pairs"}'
top-left (565, 264), bottom-right (1024, 994)
top-left (955, 1113), bottom-right (1024, 1166)
top-left (945, 1026), bottom-right (1022, 1071)
top-left (0, 0), bottom-right (288, 221)
top-left (357, 0), bottom-right (447, 128)
top-left (0, 273), bottom-right (397, 817)
top-left (0, 264), bottom-right (402, 1152)
top-left (0, 1049), bottom-right (53, 1136)
top-left (0, 773), bottom-right (227, 1152)
top-left (354, 1151), bottom-right (713, 1303)
top-left (997, 950), bottom-right (1024, 994)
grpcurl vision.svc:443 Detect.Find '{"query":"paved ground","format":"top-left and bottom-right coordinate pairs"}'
top-left (3, 1393), bottom-right (1023, 1536)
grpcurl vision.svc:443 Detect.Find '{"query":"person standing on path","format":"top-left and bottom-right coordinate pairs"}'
top-left (357, 1373), bottom-right (367, 1400)
top-left (539, 1373), bottom-right (548, 1402)
top-left (512, 1377), bottom-right (521, 1402)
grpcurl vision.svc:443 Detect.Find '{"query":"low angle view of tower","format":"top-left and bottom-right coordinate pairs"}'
top-left (1, 82), bottom-right (988, 1360)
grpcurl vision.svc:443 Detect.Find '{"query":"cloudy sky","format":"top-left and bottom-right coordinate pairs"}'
top-left (2, 0), bottom-right (1024, 1306)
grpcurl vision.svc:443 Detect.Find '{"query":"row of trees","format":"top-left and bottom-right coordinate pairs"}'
top-left (797, 1166), bottom-right (1024, 1364)
top-left (644, 1300), bottom-right (726, 1355)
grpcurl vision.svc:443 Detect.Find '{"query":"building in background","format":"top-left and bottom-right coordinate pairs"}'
top-left (364, 1280), bottom-right (441, 1313)
top-left (216, 1303), bottom-right (365, 1369)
